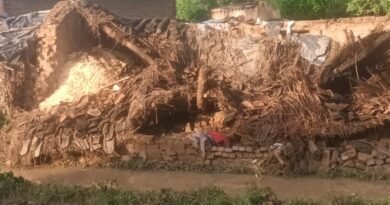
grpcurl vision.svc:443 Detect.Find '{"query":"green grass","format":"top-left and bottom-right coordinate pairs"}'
top-left (1, 172), bottom-right (390, 205)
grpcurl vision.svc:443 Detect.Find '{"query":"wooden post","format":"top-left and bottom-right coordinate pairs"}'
top-left (0, 0), bottom-right (6, 15)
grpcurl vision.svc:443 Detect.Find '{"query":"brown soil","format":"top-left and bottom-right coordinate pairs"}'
top-left (6, 167), bottom-right (390, 202)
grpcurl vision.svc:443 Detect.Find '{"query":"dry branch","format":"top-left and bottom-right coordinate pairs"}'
top-left (101, 23), bottom-right (155, 65)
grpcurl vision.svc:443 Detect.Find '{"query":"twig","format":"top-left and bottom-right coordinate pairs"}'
top-left (101, 76), bottom-right (130, 90)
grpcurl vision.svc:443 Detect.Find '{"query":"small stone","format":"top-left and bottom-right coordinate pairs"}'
top-left (215, 152), bottom-right (222, 157)
top-left (376, 159), bottom-right (385, 166)
top-left (204, 160), bottom-right (211, 165)
top-left (322, 150), bottom-right (331, 168)
top-left (5, 160), bottom-right (11, 166)
top-left (378, 138), bottom-right (389, 149)
top-left (367, 159), bottom-right (376, 166)
top-left (248, 154), bottom-right (256, 159)
top-left (218, 147), bottom-right (225, 152)
top-left (121, 155), bottom-right (131, 162)
top-left (259, 147), bottom-right (268, 152)
top-left (236, 153), bottom-right (243, 158)
top-left (232, 146), bottom-right (239, 151)
top-left (211, 146), bottom-right (218, 152)
top-left (340, 148), bottom-right (357, 161)
top-left (206, 153), bottom-right (215, 160)
top-left (344, 144), bottom-right (354, 150)
top-left (228, 153), bottom-right (236, 159)
top-left (185, 123), bottom-right (192, 132)
top-left (167, 150), bottom-right (177, 157)
top-left (379, 153), bottom-right (388, 160)
top-left (371, 150), bottom-right (379, 158)
top-left (357, 152), bottom-right (372, 162)
top-left (256, 153), bottom-right (264, 158)
top-left (386, 158), bottom-right (390, 164)
top-left (87, 108), bottom-right (101, 117)
top-left (163, 155), bottom-right (177, 162)
top-left (331, 150), bottom-right (340, 163)
top-left (139, 151), bottom-right (147, 161)
top-left (222, 153), bottom-right (229, 158)
top-left (343, 160), bottom-right (355, 168)
top-left (355, 161), bottom-right (366, 170)
top-left (239, 147), bottom-right (246, 152)
top-left (185, 148), bottom-right (198, 155)
top-left (246, 147), bottom-right (254, 152)
top-left (224, 148), bottom-right (233, 153)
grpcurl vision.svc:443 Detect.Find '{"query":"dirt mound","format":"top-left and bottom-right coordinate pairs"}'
top-left (39, 50), bottom-right (125, 110)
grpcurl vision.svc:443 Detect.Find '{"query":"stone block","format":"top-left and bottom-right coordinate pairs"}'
top-left (355, 161), bottom-right (366, 170)
top-left (357, 152), bottom-right (372, 162)
top-left (367, 159), bottom-right (376, 166)
top-left (340, 148), bottom-right (357, 161)
top-left (224, 148), bottom-right (233, 153)
top-left (376, 159), bottom-right (385, 166)
top-left (206, 153), bottom-right (215, 160)
top-left (331, 150), bottom-right (340, 163)
top-left (246, 147), bottom-right (254, 152)
top-left (322, 150), bottom-right (331, 168)
top-left (343, 160), bottom-right (355, 168)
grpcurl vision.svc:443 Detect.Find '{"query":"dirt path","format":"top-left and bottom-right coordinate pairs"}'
top-left (6, 167), bottom-right (390, 202)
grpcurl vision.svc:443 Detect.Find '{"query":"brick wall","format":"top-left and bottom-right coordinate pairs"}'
top-left (3, 0), bottom-right (176, 18)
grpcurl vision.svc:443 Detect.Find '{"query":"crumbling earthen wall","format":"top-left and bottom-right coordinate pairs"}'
top-left (35, 7), bottom-right (97, 102)
top-left (3, 0), bottom-right (175, 18)
top-left (240, 16), bottom-right (390, 45)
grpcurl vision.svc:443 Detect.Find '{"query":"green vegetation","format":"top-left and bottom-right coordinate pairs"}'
top-left (347, 0), bottom-right (390, 16)
top-left (176, 0), bottom-right (217, 21)
top-left (176, 0), bottom-right (251, 21)
top-left (268, 0), bottom-right (390, 19)
top-left (177, 0), bottom-right (390, 21)
top-left (1, 171), bottom-right (390, 205)
top-left (269, 0), bottom-right (350, 20)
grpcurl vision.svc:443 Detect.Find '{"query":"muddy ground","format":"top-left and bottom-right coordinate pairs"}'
top-left (5, 167), bottom-right (390, 202)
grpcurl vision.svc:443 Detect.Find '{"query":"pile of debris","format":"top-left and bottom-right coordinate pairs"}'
top-left (0, 0), bottom-right (390, 173)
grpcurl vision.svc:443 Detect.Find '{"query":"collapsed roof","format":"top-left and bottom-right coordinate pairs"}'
top-left (0, 0), bottom-right (389, 164)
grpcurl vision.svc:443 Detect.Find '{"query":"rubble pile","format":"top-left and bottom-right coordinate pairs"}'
top-left (0, 0), bottom-right (390, 174)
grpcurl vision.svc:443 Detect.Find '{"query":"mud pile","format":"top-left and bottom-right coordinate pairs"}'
top-left (1, 0), bottom-right (390, 174)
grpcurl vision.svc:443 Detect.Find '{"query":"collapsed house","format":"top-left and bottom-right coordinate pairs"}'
top-left (1, 0), bottom-right (390, 174)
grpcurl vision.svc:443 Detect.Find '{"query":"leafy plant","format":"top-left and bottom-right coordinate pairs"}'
top-left (347, 0), bottom-right (390, 16)
top-left (269, 0), bottom-right (350, 20)
top-left (176, 0), bottom-right (218, 21)
top-left (176, 0), bottom-right (250, 21)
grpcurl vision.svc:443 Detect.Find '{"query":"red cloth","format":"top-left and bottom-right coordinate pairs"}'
top-left (207, 131), bottom-right (225, 144)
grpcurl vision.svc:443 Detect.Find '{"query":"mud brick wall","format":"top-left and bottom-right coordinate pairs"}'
top-left (238, 16), bottom-right (390, 45)
top-left (3, 0), bottom-right (176, 18)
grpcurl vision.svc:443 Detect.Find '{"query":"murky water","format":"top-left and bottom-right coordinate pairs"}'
top-left (6, 167), bottom-right (390, 202)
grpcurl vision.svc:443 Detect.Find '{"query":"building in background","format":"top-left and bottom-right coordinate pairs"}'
top-left (0, 0), bottom-right (176, 19)
top-left (211, 0), bottom-right (279, 21)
